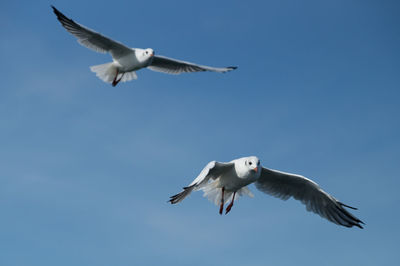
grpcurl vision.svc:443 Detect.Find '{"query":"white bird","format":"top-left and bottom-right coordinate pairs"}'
top-left (169, 156), bottom-right (364, 228)
top-left (51, 6), bottom-right (237, 86)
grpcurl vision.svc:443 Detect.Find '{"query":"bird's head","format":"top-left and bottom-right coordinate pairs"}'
top-left (244, 156), bottom-right (261, 174)
top-left (143, 48), bottom-right (154, 57)
top-left (137, 48), bottom-right (154, 62)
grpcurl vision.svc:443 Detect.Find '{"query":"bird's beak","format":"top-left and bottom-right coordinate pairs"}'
top-left (253, 167), bottom-right (258, 173)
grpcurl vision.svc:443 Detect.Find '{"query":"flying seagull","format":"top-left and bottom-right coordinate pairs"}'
top-left (51, 6), bottom-right (237, 86)
top-left (169, 156), bottom-right (364, 228)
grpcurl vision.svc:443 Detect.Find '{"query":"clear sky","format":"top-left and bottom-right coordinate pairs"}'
top-left (1, 0), bottom-right (399, 265)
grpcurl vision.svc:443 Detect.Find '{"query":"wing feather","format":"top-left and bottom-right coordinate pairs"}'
top-left (255, 167), bottom-right (364, 228)
top-left (149, 55), bottom-right (237, 74)
top-left (51, 6), bottom-right (133, 59)
top-left (169, 161), bottom-right (234, 204)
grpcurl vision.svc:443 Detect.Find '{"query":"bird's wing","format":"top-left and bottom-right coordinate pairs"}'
top-left (148, 55), bottom-right (237, 74)
top-left (255, 167), bottom-right (364, 228)
top-left (51, 6), bottom-right (133, 59)
top-left (169, 161), bottom-right (234, 204)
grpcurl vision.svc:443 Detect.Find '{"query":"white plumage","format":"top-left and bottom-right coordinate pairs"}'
top-left (169, 156), bottom-right (364, 228)
top-left (51, 6), bottom-right (237, 86)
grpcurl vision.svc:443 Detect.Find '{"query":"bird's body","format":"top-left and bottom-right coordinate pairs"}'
top-left (218, 157), bottom-right (260, 191)
top-left (114, 49), bottom-right (151, 72)
top-left (170, 156), bottom-right (364, 229)
top-left (51, 6), bottom-right (237, 86)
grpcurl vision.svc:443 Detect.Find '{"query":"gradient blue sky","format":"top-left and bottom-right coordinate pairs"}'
top-left (1, 0), bottom-right (399, 265)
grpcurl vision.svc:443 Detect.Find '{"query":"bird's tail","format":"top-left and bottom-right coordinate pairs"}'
top-left (90, 62), bottom-right (138, 84)
top-left (90, 62), bottom-right (117, 83)
top-left (201, 183), bottom-right (254, 206)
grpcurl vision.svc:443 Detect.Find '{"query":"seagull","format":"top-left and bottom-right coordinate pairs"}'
top-left (51, 6), bottom-right (237, 86)
top-left (169, 156), bottom-right (364, 228)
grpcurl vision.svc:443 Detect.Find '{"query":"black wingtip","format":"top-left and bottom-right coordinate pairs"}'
top-left (51, 5), bottom-right (71, 21)
top-left (335, 203), bottom-right (364, 229)
top-left (355, 223), bottom-right (364, 229)
top-left (220, 66), bottom-right (237, 73)
top-left (168, 184), bottom-right (195, 204)
top-left (51, 5), bottom-right (64, 20)
top-left (226, 66), bottom-right (237, 72)
top-left (355, 219), bottom-right (365, 229)
top-left (51, 5), bottom-right (59, 14)
top-left (339, 202), bottom-right (358, 210)
top-left (168, 192), bottom-right (182, 204)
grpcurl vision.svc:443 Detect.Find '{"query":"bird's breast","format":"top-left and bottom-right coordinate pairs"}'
top-left (218, 172), bottom-right (256, 191)
top-left (114, 53), bottom-right (143, 72)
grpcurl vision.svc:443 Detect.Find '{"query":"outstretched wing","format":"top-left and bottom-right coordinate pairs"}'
top-left (51, 6), bottom-right (133, 59)
top-left (255, 167), bottom-right (364, 228)
top-left (148, 55), bottom-right (237, 74)
top-left (169, 161), bottom-right (234, 204)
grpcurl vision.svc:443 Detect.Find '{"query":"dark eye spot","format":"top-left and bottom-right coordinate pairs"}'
top-left (249, 162), bottom-right (252, 165)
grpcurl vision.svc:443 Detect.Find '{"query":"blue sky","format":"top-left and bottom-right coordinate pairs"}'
top-left (1, 0), bottom-right (399, 265)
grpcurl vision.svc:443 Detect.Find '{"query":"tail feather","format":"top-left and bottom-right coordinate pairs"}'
top-left (90, 62), bottom-right (137, 84)
top-left (90, 62), bottom-right (117, 83)
top-left (202, 183), bottom-right (254, 206)
top-left (120, 70), bottom-right (137, 82)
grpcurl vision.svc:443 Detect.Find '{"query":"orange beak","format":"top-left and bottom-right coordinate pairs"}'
top-left (253, 167), bottom-right (258, 173)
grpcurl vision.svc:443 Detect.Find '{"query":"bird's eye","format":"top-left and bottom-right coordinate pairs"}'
top-left (146, 51), bottom-right (148, 54)
top-left (249, 162), bottom-right (252, 165)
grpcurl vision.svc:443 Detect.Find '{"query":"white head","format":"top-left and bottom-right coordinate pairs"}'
top-left (235, 156), bottom-right (261, 178)
top-left (244, 156), bottom-right (261, 174)
top-left (137, 48), bottom-right (154, 62)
